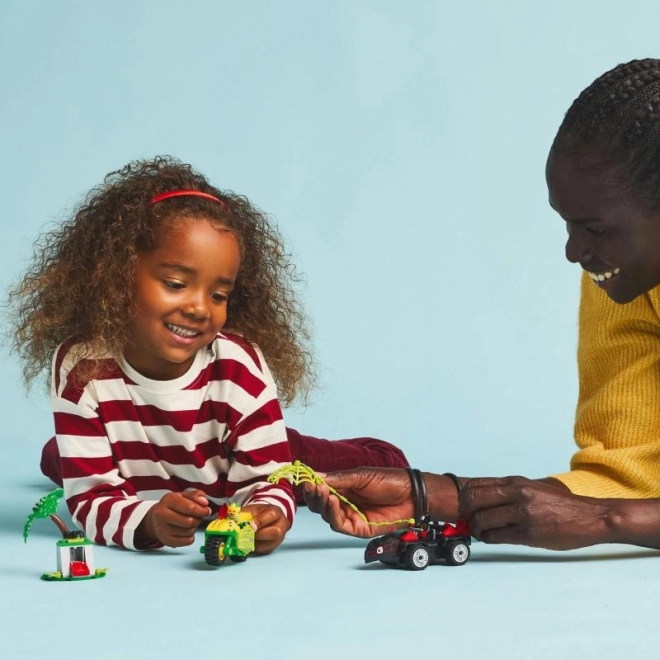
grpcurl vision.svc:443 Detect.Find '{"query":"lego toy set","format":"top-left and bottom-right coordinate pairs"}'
top-left (24, 461), bottom-right (471, 578)
top-left (364, 517), bottom-right (471, 570)
top-left (23, 488), bottom-right (107, 581)
top-left (200, 502), bottom-right (255, 566)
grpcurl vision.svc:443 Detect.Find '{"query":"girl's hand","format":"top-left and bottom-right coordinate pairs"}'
top-left (242, 503), bottom-right (290, 554)
top-left (141, 490), bottom-right (211, 548)
top-left (458, 476), bottom-right (614, 550)
top-left (303, 467), bottom-right (414, 538)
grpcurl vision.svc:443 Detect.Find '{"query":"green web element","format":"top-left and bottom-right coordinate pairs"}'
top-left (268, 460), bottom-right (413, 528)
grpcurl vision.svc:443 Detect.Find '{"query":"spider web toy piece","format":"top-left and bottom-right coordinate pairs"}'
top-left (268, 460), bottom-right (413, 528)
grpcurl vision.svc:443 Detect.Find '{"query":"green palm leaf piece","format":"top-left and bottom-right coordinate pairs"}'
top-left (23, 488), bottom-right (67, 542)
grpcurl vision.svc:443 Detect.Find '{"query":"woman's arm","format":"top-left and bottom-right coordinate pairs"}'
top-left (304, 467), bottom-right (463, 537)
top-left (307, 468), bottom-right (660, 550)
top-left (459, 476), bottom-right (660, 550)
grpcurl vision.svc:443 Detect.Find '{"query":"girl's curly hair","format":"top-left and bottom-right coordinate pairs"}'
top-left (8, 156), bottom-right (315, 407)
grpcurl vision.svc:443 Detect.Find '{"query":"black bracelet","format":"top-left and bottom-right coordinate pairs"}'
top-left (442, 472), bottom-right (462, 494)
top-left (405, 467), bottom-right (420, 523)
top-left (413, 468), bottom-right (427, 521)
top-left (406, 467), bottom-right (428, 524)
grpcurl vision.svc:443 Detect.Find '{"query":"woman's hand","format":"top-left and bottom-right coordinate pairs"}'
top-left (242, 503), bottom-right (290, 554)
top-left (303, 467), bottom-right (414, 538)
top-left (458, 476), bottom-right (616, 550)
top-left (139, 490), bottom-right (211, 548)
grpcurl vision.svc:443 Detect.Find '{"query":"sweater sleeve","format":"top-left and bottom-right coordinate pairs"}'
top-left (52, 350), bottom-right (157, 550)
top-left (221, 347), bottom-right (296, 524)
top-left (552, 274), bottom-right (660, 498)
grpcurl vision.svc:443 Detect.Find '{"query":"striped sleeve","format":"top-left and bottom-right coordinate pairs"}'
top-left (222, 344), bottom-right (296, 524)
top-left (52, 346), bottom-right (157, 550)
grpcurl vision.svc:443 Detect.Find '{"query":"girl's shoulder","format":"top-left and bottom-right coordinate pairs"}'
top-left (212, 332), bottom-right (263, 371)
top-left (52, 339), bottom-right (122, 402)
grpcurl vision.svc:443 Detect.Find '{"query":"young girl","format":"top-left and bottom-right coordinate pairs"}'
top-left (11, 156), bottom-right (408, 553)
top-left (305, 58), bottom-right (660, 552)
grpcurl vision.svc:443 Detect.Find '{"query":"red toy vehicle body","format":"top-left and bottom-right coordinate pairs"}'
top-left (364, 518), bottom-right (471, 570)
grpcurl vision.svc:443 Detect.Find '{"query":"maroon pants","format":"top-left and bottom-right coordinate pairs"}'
top-left (40, 428), bottom-right (409, 504)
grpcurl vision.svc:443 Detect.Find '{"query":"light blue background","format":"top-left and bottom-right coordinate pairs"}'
top-left (2, 2), bottom-right (660, 659)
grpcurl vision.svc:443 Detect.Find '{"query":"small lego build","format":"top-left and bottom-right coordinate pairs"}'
top-left (200, 502), bottom-right (255, 566)
top-left (364, 517), bottom-right (472, 570)
top-left (23, 488), bottom-right (108, 581)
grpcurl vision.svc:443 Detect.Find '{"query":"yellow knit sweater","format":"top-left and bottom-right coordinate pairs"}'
top-left (553, 272), bottom-right (660, 497)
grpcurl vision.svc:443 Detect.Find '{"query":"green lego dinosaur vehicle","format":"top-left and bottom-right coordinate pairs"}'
top-left (200, 502), bottom-right (255, 566)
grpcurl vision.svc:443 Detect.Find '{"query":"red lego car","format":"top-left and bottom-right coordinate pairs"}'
top-left (364, 518), bottom-right (471, 570)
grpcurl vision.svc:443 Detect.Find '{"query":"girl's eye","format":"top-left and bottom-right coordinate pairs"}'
top-left (212, 292), bottom-right (228, 303)
top-left (164, 280), bottom-right (185, 290)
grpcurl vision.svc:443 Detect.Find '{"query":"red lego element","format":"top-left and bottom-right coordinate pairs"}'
top-left (400, 529), bottom-right (419, 543)
top-left (454, 519), bottom-right (470, 536)
top-left (440, 518), bottom-right (470, 537)
top-left (69, 561), bottom-right (90, 577)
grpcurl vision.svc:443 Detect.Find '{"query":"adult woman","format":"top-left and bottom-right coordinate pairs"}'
top-left (306, 58), bottom-right (660, 551)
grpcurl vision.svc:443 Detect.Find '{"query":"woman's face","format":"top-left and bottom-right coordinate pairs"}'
top-left (546, 149), bottom-right (660, 303)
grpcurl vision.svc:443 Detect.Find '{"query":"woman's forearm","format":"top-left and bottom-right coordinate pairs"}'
top-left (413, 472), bottom-right (660, 550)
top-left (605, 498), bottom-right (660, 549)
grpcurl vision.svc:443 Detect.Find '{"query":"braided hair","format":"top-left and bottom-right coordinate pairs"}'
top-left (551, 58), bottom-right (660, 210)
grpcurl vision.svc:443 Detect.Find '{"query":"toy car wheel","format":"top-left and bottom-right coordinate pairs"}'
top-left (229, 555), bottom-right (247, 563)
top-left (404, 544), bottom-right (430, 570)
top-left (204, 537), bottom-right (228, 566)
top-left (444, 540), bottom-right (470, 566)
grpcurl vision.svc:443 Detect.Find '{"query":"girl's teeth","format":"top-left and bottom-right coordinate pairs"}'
top-left (167, 324), bottom-right (197, 337)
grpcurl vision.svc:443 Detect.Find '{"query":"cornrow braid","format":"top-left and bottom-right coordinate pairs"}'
top-left (551, 58), bottom-right (660, 212)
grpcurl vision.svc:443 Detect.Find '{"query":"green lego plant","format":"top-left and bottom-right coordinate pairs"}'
top-left (23, 488), bottom-right (69, 542)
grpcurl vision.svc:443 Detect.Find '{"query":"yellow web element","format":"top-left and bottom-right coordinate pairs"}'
top-left (268, 460), bottom-right (413, 528)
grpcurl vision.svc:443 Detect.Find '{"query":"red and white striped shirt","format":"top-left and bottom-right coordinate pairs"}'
top-left (52, 333), bottom-right (295, 550)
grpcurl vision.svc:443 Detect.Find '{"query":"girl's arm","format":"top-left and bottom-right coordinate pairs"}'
top-left (224, 390), bottom-right (296, 524)
top-left (53, 380), bottom-right (157, 550)
top-left (221, 344), bottom-right (296, 528)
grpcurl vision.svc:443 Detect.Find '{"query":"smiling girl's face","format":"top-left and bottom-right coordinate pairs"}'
top-left (546, 149), bottom-right (660, 304)
top-left (123, 216), bottom-right (241, 380)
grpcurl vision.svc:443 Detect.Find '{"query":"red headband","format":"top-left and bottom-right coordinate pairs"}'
top-left (150, 190), bottom-right (226, 207)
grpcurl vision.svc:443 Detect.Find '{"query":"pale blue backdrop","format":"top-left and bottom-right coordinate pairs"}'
top-left (2, 2), bottom-right (660, 660)
top-left (2, 0), bottom-right (606, 479)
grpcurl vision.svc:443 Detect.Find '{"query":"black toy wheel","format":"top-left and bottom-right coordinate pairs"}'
top-left (444, 540), bottom-right (470, 566)
top-left (204, 537), bottom-right (228, 566)
top-left (403, 544), bottom-right (430, 570)
top-left (229, 554), bottom-right (247, 563)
